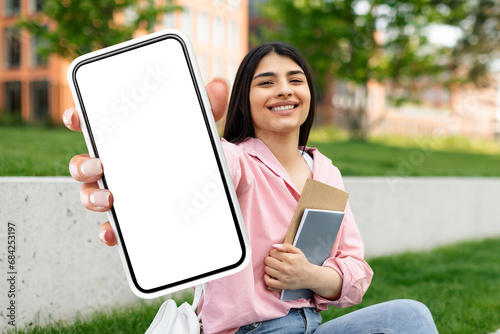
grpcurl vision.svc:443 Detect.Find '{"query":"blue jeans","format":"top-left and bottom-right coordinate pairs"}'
top-left (235, 300), bottom-right (439, 334)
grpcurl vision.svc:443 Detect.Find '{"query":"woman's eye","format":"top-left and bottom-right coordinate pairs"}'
top-left (258, 81), bottom-right (273, 86)
top-left (290, 78), bottom-right (304, 84)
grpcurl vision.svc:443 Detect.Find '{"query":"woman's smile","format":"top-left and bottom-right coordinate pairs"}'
top-left (267, 101), bottom-right (301, 115)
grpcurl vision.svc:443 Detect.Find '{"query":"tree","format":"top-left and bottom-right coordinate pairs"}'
top-left (17, 0), bottom-right (180, 59)
top-left (256, 0), bottom-right (500, 140)
top-left (442, 0), bottom-right (500, 86)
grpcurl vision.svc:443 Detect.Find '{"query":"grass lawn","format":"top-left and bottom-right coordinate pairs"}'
top-left (6, 237), bottom-right (500, 334)
top-left (322, 237), bottom-right (500, 334)
top-left (1, 125), bottom-right (500, 176)
top-left (308, 127), bottom-right (500, 177)
top-left (0, 126), bottom-right (86, 176)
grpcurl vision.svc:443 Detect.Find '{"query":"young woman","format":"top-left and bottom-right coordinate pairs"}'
top-left (64, 42), bottom-right (438, 334)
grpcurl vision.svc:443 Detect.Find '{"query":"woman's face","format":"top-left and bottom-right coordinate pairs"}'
top-left (249, 53), bottom-right (311, 142)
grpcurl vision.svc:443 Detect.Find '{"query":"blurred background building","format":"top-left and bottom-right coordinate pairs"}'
top-left (0, 0), bottom-right (248, 125)
top-left (2, 0), bottom-right (500, 142)
top-left (1, 0), bottom-right (70, 125)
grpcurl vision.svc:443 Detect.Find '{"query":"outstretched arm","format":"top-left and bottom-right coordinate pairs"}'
top-left (63, 77), bottom-right (230, 247)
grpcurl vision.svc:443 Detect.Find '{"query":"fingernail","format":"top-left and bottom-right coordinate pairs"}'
top-left (212, 75), bottom-right (230, 94)
top-left (98, 228), bottom-right (107, 243)
top-left (273, 244), bottom-right (283, 249)
top-left (62, 108), bottom-right (74, 127)
top-left (81, 158), bottom-right (103, 177)
top-left (90, 190), bottom-right (110, 207)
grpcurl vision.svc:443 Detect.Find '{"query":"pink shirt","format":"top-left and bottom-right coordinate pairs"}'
top-left (199, 138), bottom-right (373, 334)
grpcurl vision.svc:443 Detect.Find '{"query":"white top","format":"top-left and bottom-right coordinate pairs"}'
top-left (300, 149), bottom-right (314, 173)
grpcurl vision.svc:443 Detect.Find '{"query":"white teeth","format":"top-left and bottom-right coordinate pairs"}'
top-left (271, 105), bottom-right (295, 111)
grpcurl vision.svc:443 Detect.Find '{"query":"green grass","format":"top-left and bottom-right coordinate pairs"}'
top-left (1, 125), bottom-right (500, 176)
top-left (321, 237), bottom-right (500, 334)
top-left (6, 238), bottom-right (500, 334)
top-left (0, 126), bottom-right (86, 176)
top-left (308, 127), bottom-right (500, 177)
top-left (310, 139), bottom-right (500, 177)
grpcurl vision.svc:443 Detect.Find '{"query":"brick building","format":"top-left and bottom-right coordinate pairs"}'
top-left (0, 0), bottom-right (248, 124)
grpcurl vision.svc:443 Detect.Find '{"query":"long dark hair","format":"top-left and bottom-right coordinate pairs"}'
top-left (223, 42), bottom-right (316, 147)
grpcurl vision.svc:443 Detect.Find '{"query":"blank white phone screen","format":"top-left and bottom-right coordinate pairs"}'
top-left (73, 36), bottom-right (245, 293)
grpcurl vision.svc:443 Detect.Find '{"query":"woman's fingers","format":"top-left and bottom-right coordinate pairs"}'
top-left (264, 274), bottom-right (283, 291)
top-left (206, 76), bottom-right (230, 122)
top-left (69, 154), bottom-right (103, 183)
top-left (98, 222), bottom-right (117, 246)
top-left (80, 182), bottom-right (113, 212)
top-left (62, 107), bottom-right (82, 132)
top-left (264, 263), bottom-right (281, 279)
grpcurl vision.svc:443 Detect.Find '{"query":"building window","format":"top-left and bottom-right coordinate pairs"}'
top-left (4, 0), bottom-right (21, 16)
top-left (163, 11), bottom-right (175, 29)
top-left (227, 60), bottom-right (237, 84)
top-left (29, 0), bottom-right (44, 13)
top-left (181, 8), bottom-right (192, 38)
top-left (213, 16), bottom-right (225, 48)
top-left (229, 0), bottom-right (240, 9)
top-left (228, 20), bottom-right (238, 50)
top-left (4, 28), bottom-right (21, 68)
top-left (31, 81), bottom-right (49, 122)
top-left (213, 57), bottom-right (223, 77)
top-left (197, 11), bottom-right (209, 45)
top-left (31, 29), bottom-right (48, 67)
top-left (198, 54), bottom-right (208, 83)
top-left (4, 81), bottom-right (22, 115)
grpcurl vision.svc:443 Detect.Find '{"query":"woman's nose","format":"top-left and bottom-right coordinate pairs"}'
top-left (275, 81), bottom-right (293, 97)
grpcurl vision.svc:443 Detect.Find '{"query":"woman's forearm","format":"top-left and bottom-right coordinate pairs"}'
top-left (307, 265), bottom-right (343, 301)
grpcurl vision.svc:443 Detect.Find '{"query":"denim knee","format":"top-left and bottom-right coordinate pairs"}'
top-left (388, 299), bottom-right (438, 333)
top-left (393, 299), bottom-right (434, 318)
top-left (315, 298), bottom-right (438, 334)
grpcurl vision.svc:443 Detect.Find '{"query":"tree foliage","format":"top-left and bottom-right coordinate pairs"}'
top-left (444, 0), bottom-right (500, 86)
top-left (258, 1), bottom-right (438, 91)
top-left (257, 0), bottom-right (375, 91)
top-left (17, 0), bottom-right (179, 59)
top-left (256, 0), bottom-right (500, 138)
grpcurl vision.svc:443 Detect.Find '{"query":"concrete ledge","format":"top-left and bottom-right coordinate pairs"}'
top-left (344, 177), bottom-right (500, 257)
top-left (0, 177), bottom-right (137, 331)
top-left (1, 176), bottom-right (499, 330)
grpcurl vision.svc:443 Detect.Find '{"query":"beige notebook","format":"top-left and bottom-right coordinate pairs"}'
top-left (284, 178), bottom-right (349, 244)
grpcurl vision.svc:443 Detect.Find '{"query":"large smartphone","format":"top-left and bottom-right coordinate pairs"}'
top-left (67, 30), bottom-right (250, 299)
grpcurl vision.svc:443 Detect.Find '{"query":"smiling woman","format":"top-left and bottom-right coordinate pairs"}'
top-left (64, 41), bottom-right (439, 334)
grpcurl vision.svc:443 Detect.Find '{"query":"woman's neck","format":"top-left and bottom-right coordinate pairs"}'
top-left (256, 130), bottom-right (311, 193)
top-left (255, 130), bottom-right (301, 171)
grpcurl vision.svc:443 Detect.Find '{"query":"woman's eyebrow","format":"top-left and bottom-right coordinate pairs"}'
top-left (253, 71), bottom-right (276, 80)
top-left (252, 70), bottom-right (305, 80)
top-left (288, 70), bottom-right (305, 76)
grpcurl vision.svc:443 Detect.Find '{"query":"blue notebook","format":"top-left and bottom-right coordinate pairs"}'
top-left (280, 209), bottom-right (345, 301)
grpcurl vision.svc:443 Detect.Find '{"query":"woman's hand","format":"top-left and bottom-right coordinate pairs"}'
top-left (264, 243), bottom-right (343, 300)
top-left (63, 77), bottom-right (230, 247)
top-left (264, 243), bottom-right (315, 291)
